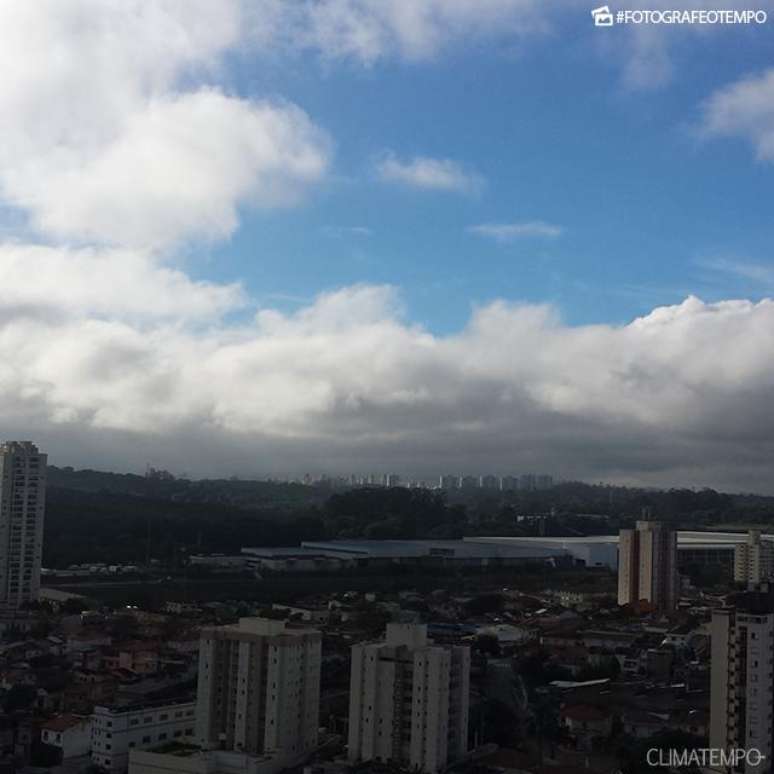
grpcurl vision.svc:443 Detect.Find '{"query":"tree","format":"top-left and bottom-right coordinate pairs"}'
top-left (465, 594), bottom-right (505, 617)
top-left (474, 633), bottom-right (501, 657)
top-left (2, 684), bottom-right (37, 713)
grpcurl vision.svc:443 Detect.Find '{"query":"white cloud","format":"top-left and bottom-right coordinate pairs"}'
top-left (468, 221), bottom-right (563, 242)
top-left (246, 0), bottom-right (754, 93)
top-left (376, 153), bottom-right (483, 194)
top-left (587, 0), bottom-right (774, 91)
top-left (2, 262), bottom-right (774, 489)
top-left (26, 91), bottom-right (330, 248)
top-left (700, 68), bottom-right (774, 161)
top-left (0, 1), bottom-right (331, 249)
top-left (696, 257), bottom-right (774, 293)
top-left (247, 0), bottom-right (549, 64)
top-left (322, 225), bottom-right (373, 238)
top-left (0, 243), bottom-right (245, 324)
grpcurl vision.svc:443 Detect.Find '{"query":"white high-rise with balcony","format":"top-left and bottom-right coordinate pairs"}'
top-left (734, 530), bottom-right (774, 587)
top-left (0, 442), bottom-right (46, 608)
top-left (617, 520), bottom-right (678, 611)
top-left (196, 618), bottom-right (321, 761)
top-left (348, 624), bottom-right (470, 774)
top-left (710, 588), bottom-right (774, 774)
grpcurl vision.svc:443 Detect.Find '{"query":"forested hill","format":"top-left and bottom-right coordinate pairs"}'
top-left (46, 466), bottom-right (327, 509)
top-left (40, 466), bottom-right (774, 569)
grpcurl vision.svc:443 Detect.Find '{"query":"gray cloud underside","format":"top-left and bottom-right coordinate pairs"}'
top-left (1, 256), bottom-right (772, 490)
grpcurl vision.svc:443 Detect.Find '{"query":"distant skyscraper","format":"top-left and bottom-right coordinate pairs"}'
top-left (348, 624), bottom-right (469, 774)
top-left (480, 475), bottom-right (499, 490)
top-left (617, 520), bottom-right (678, 611)
top-left (459, 475), bottom-right (478, 490)
top-left (500, 475), bottom-right (518, 491)
top-left (0, 442), bottom-right (46, 608)
top-left (196, 618), bottom-right (321, 760)
top-left (385, 473), bottom-right (401, 488)
top-left (439, 475), bottom-right (458, 490)
top-left (519, 474), bottom-right (536, 491)
top-left (536, 474), bottom-right (554, 490)
top-left (711, 587), bottom-right (774, 774)
top-left (734, 530), bottom-right (774, 587)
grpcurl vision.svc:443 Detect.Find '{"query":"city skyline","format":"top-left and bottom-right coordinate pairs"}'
top-left (1, 3), bottom-right (774, 491)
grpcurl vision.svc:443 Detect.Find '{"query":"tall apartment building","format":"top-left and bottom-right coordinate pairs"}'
top-left (196, 618), bottom-right (321, 761)
top-left (500, 475), bottom-right (518, 491)
top-left (459, 476), bottom-right (478, 490)
top-left (348, 623), bottom-right (470, 774)
top-left (734, 531), bottom-right (774, 587)
top-left (519, 474), bottom-right (536, 491)
top-left (535, 474), bottom-right (554, 490)
top-left (617, 520), bottom-right (678, 611)
top-left (0, 441), bottom-right (46, 608)
top-left (710, 588), bottom-right (774, 774)
top-left (92, 699), bottom-right (196, 772)
top-left (439, 475), bottom-right (458, 490)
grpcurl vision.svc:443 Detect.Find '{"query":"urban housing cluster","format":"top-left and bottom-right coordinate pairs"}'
top-left (0, 442), bottom-right (772, 774)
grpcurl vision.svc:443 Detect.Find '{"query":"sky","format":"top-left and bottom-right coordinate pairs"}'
top-left (1, 0), bottom-right (774, 491)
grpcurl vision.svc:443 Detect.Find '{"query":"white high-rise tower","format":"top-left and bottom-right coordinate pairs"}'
top-left (0, 442), bottom-right (46, 608)
top-left (348, 624), bottom-right (470, 774)
top-left (196, 618), bottom-right (321, 760)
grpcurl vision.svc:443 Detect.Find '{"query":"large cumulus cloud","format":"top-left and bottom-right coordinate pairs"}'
top-left (0, 1), bottom-right (331, 248)
top-left (1, 249), bottom-right (773, 490)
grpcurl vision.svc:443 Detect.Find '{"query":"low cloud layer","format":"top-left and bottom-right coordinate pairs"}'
top-left (1, 252), bottom-right (773, 491)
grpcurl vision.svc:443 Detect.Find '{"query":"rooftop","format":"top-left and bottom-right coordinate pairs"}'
top-left (41, 714), bottom-right (87, 732)
top-left (298, 538), bottom-right (567, 559)
top-left (561, 704), bottom-right (611, 722)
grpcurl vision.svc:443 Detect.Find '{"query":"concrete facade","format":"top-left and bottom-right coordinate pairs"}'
top-left (129, 748), bottom-right (301, 774)
top-left (196, 618), bottom-right (321, 759)
top-left (734, 531), bottom-right (774, 587)
top-left (348, 623), bottom-right (470, 774)
top-left (92, 700), bottom-right (197, 773)
top-left (0, 441), bottom-right (46, 608)
top-left (710, 590), bottom-right (774, 774)
top-left (41, 715), bottom-right (92, 759)
top-left (617, 521), bottom-right (678, 611)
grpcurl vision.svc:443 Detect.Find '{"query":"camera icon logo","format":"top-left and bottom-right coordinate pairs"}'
top-left (591, 5), bottom-right (615, 25)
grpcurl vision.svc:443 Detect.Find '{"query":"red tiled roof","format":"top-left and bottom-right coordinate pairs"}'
top-left (561, 704), bottom-right (610, 722)
top-left (42, 714), bottom-right (87, 732)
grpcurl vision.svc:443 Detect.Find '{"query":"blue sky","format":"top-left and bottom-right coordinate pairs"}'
top-left (194, 9), bottom-right (774, 332)
top-left (3, 1), bottom-right (774, 489)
